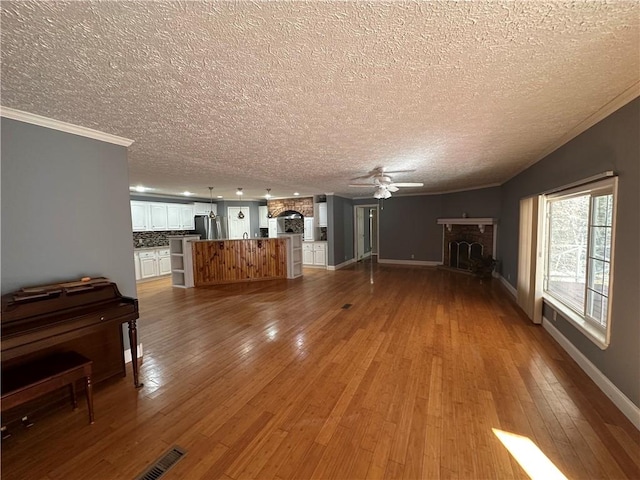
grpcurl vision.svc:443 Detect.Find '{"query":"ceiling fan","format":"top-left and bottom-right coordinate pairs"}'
top-left (349, 167), bottom-right (424, 199)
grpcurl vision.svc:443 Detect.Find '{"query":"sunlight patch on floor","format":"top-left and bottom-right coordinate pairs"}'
top-left (492, 428), bottom-right (568, 480)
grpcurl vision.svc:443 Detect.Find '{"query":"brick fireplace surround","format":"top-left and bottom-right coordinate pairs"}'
top-left (437, 218), bottom-right (498, 270)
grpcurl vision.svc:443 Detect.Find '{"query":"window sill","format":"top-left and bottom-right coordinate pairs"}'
top-left (543, 295), bottom-right (609, 350)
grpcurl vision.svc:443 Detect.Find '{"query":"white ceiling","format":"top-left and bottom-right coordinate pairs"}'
top-left (1, 1), bottom-right (638, 200)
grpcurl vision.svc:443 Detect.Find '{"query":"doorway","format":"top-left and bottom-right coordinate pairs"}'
top-left (354, 205), bottom-right (378, 262)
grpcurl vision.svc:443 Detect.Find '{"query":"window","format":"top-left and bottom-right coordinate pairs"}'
top-left (543, 177), bottom-right (617, 347)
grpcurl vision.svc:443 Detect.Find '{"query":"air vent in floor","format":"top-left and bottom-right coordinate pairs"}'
top-left (135, 445), bottom-right (186, 480)
top-left (342, 303), bottom-right (352, 309)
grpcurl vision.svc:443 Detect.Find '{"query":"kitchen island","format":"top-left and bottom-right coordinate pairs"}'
top-left (191, 235), bottom-right (302, 286)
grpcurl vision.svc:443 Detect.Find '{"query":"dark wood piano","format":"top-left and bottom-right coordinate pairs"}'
top-left (1, 277), bottom-right (143, 391)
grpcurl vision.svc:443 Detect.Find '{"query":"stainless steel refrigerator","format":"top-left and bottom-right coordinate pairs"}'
top-left (194, 215), bottom-right (227, 240)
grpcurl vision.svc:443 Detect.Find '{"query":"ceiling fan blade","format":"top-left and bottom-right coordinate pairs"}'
top-left (350, 174), bottom-right (374, 181)
top-left (387, 185), bottom-right (400, 192)
top-left (349, 183), bottom-right (376, 188)
top-left (383, 169), bottom-right (416, 174)
top-left (391, 182), bottom-right (424, 187)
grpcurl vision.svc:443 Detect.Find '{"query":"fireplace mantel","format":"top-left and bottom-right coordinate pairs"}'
top-left (437, 217), bottom-right (498, 233)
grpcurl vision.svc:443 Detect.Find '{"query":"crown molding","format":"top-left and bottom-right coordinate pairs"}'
top-left (506, 81), bottom-right (640, 182)
top-left (0, 106), bottom-right (134, 147)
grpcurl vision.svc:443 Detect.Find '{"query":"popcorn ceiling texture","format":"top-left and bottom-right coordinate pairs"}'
top-left (1, 1), bottom-right (638, 199)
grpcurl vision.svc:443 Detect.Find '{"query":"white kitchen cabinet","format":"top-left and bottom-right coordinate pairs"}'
top-left (181, 205), bottom-right (195, 229)
top-left (259, 205), bottom-right (269, 228)
top-left (303, 217), bottom-right (316, 241)
top-left (313, 242), bottom-right (327, 266)
top-left (317, 203), bottom-right (328, 227)
top-left (150, 204), bottom-right (168, 230)
top-left (131, 201), bottom-right (150, 231)
top-left (302, 242), bottom-right (327, 267)
top-left (302, 243), bottom-right (315, 265)
top-left (268, 218), bottom-right (278, 238)
top-left (166, 204), bottom-right (182, 230)
top-left (158, 248), bottom-right (171, 275)
top-left (133, 252), bottom-right (141, 280)
top-left (194, 202), bottom-right (215, 216)
top-left (139, 251), bottom-right (158, 278)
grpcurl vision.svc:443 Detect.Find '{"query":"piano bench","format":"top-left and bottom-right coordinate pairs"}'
top-left (1, 351), bottom-right (95, 426)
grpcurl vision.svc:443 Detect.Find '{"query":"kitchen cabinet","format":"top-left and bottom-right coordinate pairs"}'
top-left (181, 205), bottom-right (195, 230)
top-left (194, 202), bottom-right (216, 216)
top-left (157, 248), bottom-right (171, 275)
top-left (302, 243), bottom-right (315, 265)
top-left (134, 247), bottom-right (173, 281)
top-left (133, 251), bottom-right (141, 280)
top-left (131, 202), bottom-right (150, 231)
top-left (259, 205), bottom-right (269, 228)
top-left (316, 202), bottom-right (328, 227)
top-left (167, 205), bottom-right (182, 230)
top-left (313, 242), bottom-right (327, 266)
top-left (303, 217), bottom-right (316, 241)
top-left (302, 241), bottom-right (327, 267)
top-left (150, 204), bottom-right (168, 230)
top-left (138, 250), bottom-right (158, 278)
top-left (131, 201), bottom-right (194, 231)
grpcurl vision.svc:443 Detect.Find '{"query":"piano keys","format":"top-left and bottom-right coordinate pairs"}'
top-left (1, 277), bottom-right (143, 389)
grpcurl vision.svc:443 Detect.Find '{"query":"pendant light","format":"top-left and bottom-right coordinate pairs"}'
top-left (265, 188), bottom-right (273, 218)
top-left (237, 188), bottom-right (245, 219)
top-left (208, 187), bottom-right (216, 219)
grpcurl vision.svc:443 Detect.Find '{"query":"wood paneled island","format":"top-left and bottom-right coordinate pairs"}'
top-left (192, 238), bottom-right (298, 286)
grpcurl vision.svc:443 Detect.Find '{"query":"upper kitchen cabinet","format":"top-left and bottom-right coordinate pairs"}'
top-left (150, 204), bottom-right (168, 230)
top-left (167, 204), bottom-right (182, 230)
top-left (131, 201), bottom-right (194, 231)
top-left (259, 205), bottom-right (269, 228)
top-left (181, 205), bottom-right (195, 230)
top-left (316, 202), bottom-right (328, 227)
top-left (131, 201), bottom-right (150, 231)
top-left (194, 202), bottom-right (216, 216)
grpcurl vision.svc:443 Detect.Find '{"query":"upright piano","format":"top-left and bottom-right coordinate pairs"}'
top-left (1, 277), bottom-right (143, 389)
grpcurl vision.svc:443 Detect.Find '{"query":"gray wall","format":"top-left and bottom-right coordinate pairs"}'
top-left (1, 118), bottom-right (135, 297)
top-left (327, 195), bottom-right (354, 266)
top-left (1, 118), bottom-right (136, 347)
top-left (354, 186), bottom-right (501, 262)
top-left (499, 98), bottom-right (639, 406)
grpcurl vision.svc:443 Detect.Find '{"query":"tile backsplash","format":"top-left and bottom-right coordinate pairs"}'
top-left (133, 230), bottom-right (192, 248)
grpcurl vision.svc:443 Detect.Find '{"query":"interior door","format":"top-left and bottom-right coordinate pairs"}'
top-left (356, 207), bottom-right (365, 260)
top-left (227, 206), bottom-right (251, 239)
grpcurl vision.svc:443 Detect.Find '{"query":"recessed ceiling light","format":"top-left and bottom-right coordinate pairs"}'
top-left (293, 192), bottom-right (300, 196)
top-left (182, 191), bottom-right (193, 196)
top-left (217, 195), bottom-right (223, 199)
top-left (133, 185), bottom-right (147, 193)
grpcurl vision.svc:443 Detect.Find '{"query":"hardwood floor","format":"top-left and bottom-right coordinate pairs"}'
top-left (2, 262), bottom-right (639, 479)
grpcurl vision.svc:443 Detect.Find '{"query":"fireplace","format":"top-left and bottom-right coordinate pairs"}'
top-left (437, 218), bottom-right (497, 272)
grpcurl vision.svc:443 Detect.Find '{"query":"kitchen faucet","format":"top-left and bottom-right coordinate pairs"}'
top-left (243, 232), bottom-right (249, 239)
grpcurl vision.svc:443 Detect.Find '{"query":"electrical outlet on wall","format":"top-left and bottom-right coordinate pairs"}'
top-left (552, 311), bottom-right (557, 321)
top-left (411, 254), bottom-right (415, 259)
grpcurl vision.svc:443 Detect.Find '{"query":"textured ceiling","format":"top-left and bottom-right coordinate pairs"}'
top-left (1, 1), bottom-right (638, 200)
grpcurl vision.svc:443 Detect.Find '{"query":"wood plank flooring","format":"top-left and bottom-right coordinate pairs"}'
top-left (2, 262), bottom-right (639, 479)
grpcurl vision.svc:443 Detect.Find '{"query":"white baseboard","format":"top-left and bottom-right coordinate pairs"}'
top-left (542, 318), bottom-right (640, 430)
top-left (124, 343), bottom-right (144, 364)
top-left (498, 274), bottom-right (517, 299)
top-left (327, 258), bottom-right (355, 271)
top-left (377, 259), bottom-right (441, 266)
